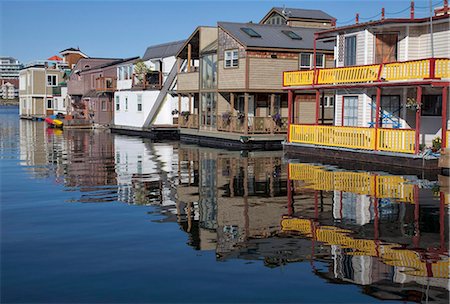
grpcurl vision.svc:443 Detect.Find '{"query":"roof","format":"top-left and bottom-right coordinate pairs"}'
top-left (80, 57), bottom-right (139, 73)
top-left (60, 47), bottom-right (88, 58)
top-left (316, 14), bottom-right (449, 39)
top-left (271, 7), bottom-right (335, 21)
top-left (142, 40), bottom-right (186, 61)
top-left (202, 39), bottom-right (218, 53)
top-left (218, 22), bottom-right (334, 51)
top-left (47, 55), bottom-right (63, 61)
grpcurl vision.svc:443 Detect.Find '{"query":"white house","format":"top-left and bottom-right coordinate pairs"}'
top-left (113, 40), bottom-right (188, 131)
top-left (52, 85), bottom-right (68, 115)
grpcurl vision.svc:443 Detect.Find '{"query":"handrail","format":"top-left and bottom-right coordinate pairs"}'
top-left (283, 58), bottom-right (449, 87)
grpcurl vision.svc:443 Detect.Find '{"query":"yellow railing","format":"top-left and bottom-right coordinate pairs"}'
top-left (283, 70), bottom-right (314, 86)
top-left (290, 124), bottom-right (376, 150)
top-left (289, 163), bottom-right (415, 203)
top-left (281, 218), bottom-right (449, 279)
top-left (377, 128), bottom-right (415, 154)
top-left (290, 124), bottom-right (418, 154)
top-left (435, 59), bottom-right (450, 78)
top-left (447, 130), bottom-right (450, 147)
top-left (317, 65), bottom-right (380, 84)
top-left (383, 59), bottom-right (430, 81)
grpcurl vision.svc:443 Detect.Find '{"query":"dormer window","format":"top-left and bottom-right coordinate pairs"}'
top-left (281, 30), bottom-right (302, 40)
top-left (240, 27), bottom-right (261, 38)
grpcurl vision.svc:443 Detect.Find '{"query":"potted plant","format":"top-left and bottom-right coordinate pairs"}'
top-left (181, 111), bottom-right (191, 120)
top-left (406, 97), bottom-right (420, 111)
top-left (432, 136), bottom-right (441, 152)
top-left (237, 112), bottom-right (245, 123)
top-left (222, 111), bottom-right (232, 125)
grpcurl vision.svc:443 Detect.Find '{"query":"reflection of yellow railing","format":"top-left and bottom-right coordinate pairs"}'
top-left (318, 65), bottom-right (380, 84)
top-left (290, 124), bottom-right (376, 150)
top-left (283, 70), bottom-right (314, 86)
top-left (377, 128), bottom-right (415, 154)
top-left (289, 163), bottom-right (415, 203)
top-left (435, 59), bottom-right (450, 78)
top-left (383, 59), bottom-right (430, 81)
top-left (290, 124), bottom-right (418, 154)
top-left (281, 218), bottom-right (449, 279)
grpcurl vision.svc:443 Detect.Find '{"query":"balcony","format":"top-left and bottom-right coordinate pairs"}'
top-left (179, 114), bottom-right (198, 129)
top-left (95, 77), bottom-right (116, 92)
top-left (52, 86), bottom-right (62, 96)
top-left (289, 124), bottom-right (416, 154)
top-left (283, 58), bottom-right (450, 87)
top-left (217, 116), bottom-right (288, 134)
top-left (132, 71), bottom-right (162, 90)
top-left (177, 71), bottom-right (199, 92)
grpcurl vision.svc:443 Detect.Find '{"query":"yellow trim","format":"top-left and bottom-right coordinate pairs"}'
top-left (383, 59), bottom-right (430, 81)
top-left (283, 70), bottom-right (314, 86)
top-left (377, 128), bottom-right (415, 154)
top-left (435, 59), bottom-right (450, 78)
top-left (318, 65), bottom-right (380, 84)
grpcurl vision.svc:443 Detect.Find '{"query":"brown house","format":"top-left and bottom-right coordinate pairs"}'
top-left (176, 7), bottom-right (335, 149)
top-left (67, 57), bottom-right (138, 125)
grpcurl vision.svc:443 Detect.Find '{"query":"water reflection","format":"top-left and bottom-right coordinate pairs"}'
top-left (16, 118), bottom-right (450, 303)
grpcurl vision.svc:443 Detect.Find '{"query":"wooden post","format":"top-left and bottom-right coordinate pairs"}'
top-left (442, 86), bottom-right (448, 148)
top-left (288, 90), bottom-right (293, 142)
top-left (177, 58), bottom-right (181, 73)
top-left (244, 93), bottom-right (249, 135)
top-left (375, 87), bottom-right (381, 150)
top-left (415, 86), bottom-right (422, 154)
top-left (187, 44), bottom-right (192, 73)
top-left (178, 94), bottom-right (182, 126)
top-left (188, 94), bottom-right (192, 113)
top-left (230, 93), bottom-right (235, 115)
top-left (270, 94), bottom-right (275, 115)
top-left (315, 90), bottom-right (320, 125)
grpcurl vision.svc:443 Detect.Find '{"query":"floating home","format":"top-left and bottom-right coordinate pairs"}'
top-left (176, 8), bottom-right (336, 149)
top-left (112, 40), bottom-right (186, 138)
top-left (283, 4), bottom-right (449, 169)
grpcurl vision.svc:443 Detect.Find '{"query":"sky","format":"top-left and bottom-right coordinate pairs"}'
top-left (0, 0), bottom-right (443, 64)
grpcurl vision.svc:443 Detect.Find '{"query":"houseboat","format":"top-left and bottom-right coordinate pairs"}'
top-left (176, 7), bottom-right (336, 150)
top-left (283, 3), bottom-right (449, 169)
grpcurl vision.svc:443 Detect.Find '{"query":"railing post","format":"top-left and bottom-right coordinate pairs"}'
top-left (375, 87), bottom-right (381, 151)
top-left (415, 86), bottom-right (422, 154)
top-left (315, 89), bottom-right (320, 125)
top-left (244, 93), bottom-right (249, 135)
top-left (442, 86), bottom-right (448, 148)
top-left (288, 90), bottom-right (293, 143)
top-left (429, 58), bottom-right (436, 79)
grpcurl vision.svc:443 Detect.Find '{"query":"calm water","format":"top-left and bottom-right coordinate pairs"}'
top-left (1, 106), bottom-right (449, 303)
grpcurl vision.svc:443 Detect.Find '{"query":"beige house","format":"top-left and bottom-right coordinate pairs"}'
top-left (176, 7), bottom-right (336, 149)
top-left (19, 62), bottom-right (67, 118)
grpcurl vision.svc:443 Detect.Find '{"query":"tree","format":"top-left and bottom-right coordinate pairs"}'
top-left (133, 60), bottom-right (151, 84)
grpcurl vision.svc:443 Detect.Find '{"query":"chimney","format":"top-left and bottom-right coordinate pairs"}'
top-left (381, 8), bottom-right (385, 20)
top-left (355, 13), bottom-right (359, 24)
top-left (410, 0), bottom-right (415, 19)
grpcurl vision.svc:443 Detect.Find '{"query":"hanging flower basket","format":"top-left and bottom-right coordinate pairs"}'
top-left (272, 113), bottom-right (282, 127)
top-left (181, 111), bottom-right (190, 119)
top-left (406, 97), bottom-right (420, 111)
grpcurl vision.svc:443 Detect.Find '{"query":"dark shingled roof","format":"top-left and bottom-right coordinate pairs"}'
top-left (142, 40), bottom-right (186, 61)
top-left (272, 7), bottom-right (335, 21)
top-left (218, 22), bottom-right (334, 51)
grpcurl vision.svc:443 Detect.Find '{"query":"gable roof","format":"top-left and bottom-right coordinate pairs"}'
top-left (260, 7), bottom-right (335, 24)
top-left (142, 40), bottom-right (186, 61)
top-left (218, 22), bottom-right (334, 51)
top-left (80, 57), bottom-right (139, 73)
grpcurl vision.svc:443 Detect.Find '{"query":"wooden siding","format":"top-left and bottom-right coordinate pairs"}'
top-left (248, 58), bottom-right (298, 90)
top-left (295, 95), bottom-right (315, 124)
top-left (287, 20), bottom-right (333, 28)
top-left (217, 59), bottom-right (246, 90)
top-left (199, 27), bottom-right (218, 53)
top-left (178, 72), bottom-right (199, 92)
top-left (217, 28), bottom-right (245, 61)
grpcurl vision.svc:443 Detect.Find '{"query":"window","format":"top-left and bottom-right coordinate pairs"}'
top-left (421, 95), bottom-right (442, 116)
top-left (46, 98), bottom-right (53, 109)
top-left (344, 36), bottom-right (357, 66)
top-left (125, 97), bottom-right (128, 110)
top-left (370, 95), bottom-right (401, 127)
top-left (124, 67), bottom-right (129, 80)
top-left (343, 96), bottom-right (358, 126)
top-left (115, 95), bottom-right (120, 111)
top-left (282, 30), bottom-right (302, 40)
top-left (240, 27), bottom-right (261, 38)
top-left (322, 96), bottom-right (334, 107)
top-left (47, 75), bottom-right (57, 86)
top-left (224, 50), bottom-right (239, 68)
top-left (316, 53), bottom-right (325, 68)
top-left (300, 53), bottom-right (311, 69)
top-left (201, 53), bottom-right (217, 89)
top-left (101, 100), bottom-right (107, 111)
top-left (137, 94), bottom-right (142, 112)
top-left (128, 66), bottom-right (133, 79)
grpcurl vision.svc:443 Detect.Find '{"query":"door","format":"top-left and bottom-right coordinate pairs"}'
top-left (343, 96), bottom-right (359, 126)
top-left (375, 34), bottom-right (397, 64)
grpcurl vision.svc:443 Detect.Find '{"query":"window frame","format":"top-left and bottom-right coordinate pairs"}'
top-left (47, 74), bottom-right (57, 87)
top-left (300, 53), bottom-right (312, 69)
top-left (101, 99), bottom-right (107, 111)
top-left (46, 98), bottom-right (53, 109)
top-left (137, 94), bottom-right (142, 112)
top-left (115, 95), bottom-right (120, 111)
top-left (344, 35), bottom-right (357, 66)
top-left (224, 49), bottom-right (239, 69)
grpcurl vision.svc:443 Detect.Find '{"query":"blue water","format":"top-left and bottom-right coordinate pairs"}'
top-left (1, 106), bottom-right (448, 303)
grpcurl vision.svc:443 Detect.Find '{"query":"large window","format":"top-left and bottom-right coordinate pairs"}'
top-left (344, 36), bottom-right (357, 66)
top-left (299, 53), bottom-right (324, 69)
top-left (137, 94), bottom-right (142, 112)
top-left (343, 96), bottom-right (358, 126)
top-left (421, 95), bottom-right (442, 116)
top-left (201, 92), bottom-right (217, 127)
top-left (47, 75), bottom-right (57, 86)
top-left (370, 95), bottom-right (401, 127)
top-left (300, 53), bottom-right (311, 69)
top-left (224, 50), bottom-right (238, 68)
top-left (201, 54), bottom-right (217, 89)
top-left (101, 100), bottom-right (107, 111)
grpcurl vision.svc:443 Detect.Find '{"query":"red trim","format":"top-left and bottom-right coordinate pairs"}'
top-left (283, 80), bottom-right (448, 91)
top-left (355, 13), bottom-right (359, 24)
top-left (315, 89), bottom-right (320, 125)
top-left (415, 86), bottom-right (422, 154)
top-left (375, 87), bottom-right (381, 150)
top-left (410, 0), bottom-right (415, 19)
top-left (442, 87), bottom-right (448, 148)
top-left (381, 8), bottom-right (385, 20)
top-left (341, 96), bottom-right (345, 126)
top-left (287, 90), bottom-right (293, 142)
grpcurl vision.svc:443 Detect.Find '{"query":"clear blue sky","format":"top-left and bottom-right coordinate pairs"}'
top-left (0, 0), bottom-right (443, 63)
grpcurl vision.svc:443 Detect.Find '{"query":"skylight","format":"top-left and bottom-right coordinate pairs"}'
top-left (282, 30), bottom-right (302, 40)
top-left (240, 27), bottom-right (261, 38)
